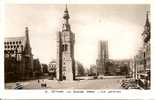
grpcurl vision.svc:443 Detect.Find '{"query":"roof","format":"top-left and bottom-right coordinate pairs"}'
top-left (50, 60), bottom-right (56, 64)
top-left (4, 36), bottom-right (26, 53)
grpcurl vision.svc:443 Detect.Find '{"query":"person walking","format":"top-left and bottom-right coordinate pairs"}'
top-left (38, 79), bottom-right (40, 83)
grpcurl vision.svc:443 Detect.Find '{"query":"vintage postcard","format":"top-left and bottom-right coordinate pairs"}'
top-left (0, 0), bottom-right (154, 99)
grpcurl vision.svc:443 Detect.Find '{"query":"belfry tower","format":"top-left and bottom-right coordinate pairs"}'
top-left (56, 5), bottom-right (75, 81)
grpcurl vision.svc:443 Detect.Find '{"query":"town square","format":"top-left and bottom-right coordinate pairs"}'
top-left (4, 4), bottom-right (150, 90)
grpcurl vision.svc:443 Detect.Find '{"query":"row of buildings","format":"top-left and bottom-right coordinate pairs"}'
top-left (4, 27), bottom-right (52, 82)
top-left (94, 12), bottom-right (150, 85)
top-left (4, 5), bottom-right (150, 86)
top-left (4, 29), bottom-right (54, 82)
top-left (93, 12), bottom-right (151, 89)
top-left (4, 27), bottom-right (36, 82)
top-left (4, 5), bottom-right (81, 82)
top-left (132, 12), bottom-right (151, 89)
top-left (95, 40), bottom-right (131, 76)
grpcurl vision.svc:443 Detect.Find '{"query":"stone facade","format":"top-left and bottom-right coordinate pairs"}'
top-left (96, 40), bottom-right (109, 75)
top-left (4, 27), bottom-right (33, 82)
top-left (134, 12), bottom-right (151, 89)
top-left (56, 5), bottom-right (75, 81)
top-left (142, 12), bottom-right (151, 71)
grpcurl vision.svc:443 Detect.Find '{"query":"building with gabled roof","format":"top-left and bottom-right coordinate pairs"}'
top-left (4, 27), bottom-right (33, 82)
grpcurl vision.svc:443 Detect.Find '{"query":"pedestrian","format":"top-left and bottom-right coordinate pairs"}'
top-left (41, 80), bottom-right (44, 87)
top-left (38, 79), bottom-right (40, 83)
top-left (45, 82), bottom-right (47, 88)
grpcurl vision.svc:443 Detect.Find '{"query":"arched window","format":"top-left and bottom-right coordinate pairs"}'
top-left (62, 44), bottom-right (68, 51)
top-left (65, 44), bottom-right (68, 51)
top-left (19, 41), bottom-right (21, 44)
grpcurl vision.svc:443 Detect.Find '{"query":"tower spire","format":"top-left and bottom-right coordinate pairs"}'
top-left (65, 4), bottom-right (68, 12)
top-left (62, 4), bottom-right (71, 31)
top-left (25, 27), bottom-right (31, 48)
top-left (145, 11), bottom-right (150, 27)
top-left (63, 4), bottom-right (70, 19)
top-left (25, 27), bottom-right (29, 41)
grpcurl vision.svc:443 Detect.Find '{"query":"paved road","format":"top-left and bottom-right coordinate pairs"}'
top-left (5, 76), bottom-right (125, 89)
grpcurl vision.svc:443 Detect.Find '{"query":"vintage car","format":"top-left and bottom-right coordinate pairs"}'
top-left (14, 82), bottom-right (23, 89)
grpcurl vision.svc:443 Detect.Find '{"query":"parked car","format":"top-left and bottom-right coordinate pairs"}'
top-left (121, 79), bottom-right (142, 90)
top-left (14, 82), bottom-right (23, 89)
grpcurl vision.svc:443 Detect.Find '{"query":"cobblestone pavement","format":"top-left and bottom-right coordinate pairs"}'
top-left (5, 76), bottom-right (126, 89)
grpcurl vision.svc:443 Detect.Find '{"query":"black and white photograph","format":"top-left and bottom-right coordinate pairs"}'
top-left (1, 0), bottom-right (155, 99)
top-left (4, 4), bottom-right (151, 90)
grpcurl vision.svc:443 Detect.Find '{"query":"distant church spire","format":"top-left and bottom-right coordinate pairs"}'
top-left (25, 27), bottom-right (31, 50)
top-left (25, 27), bottom-right (30, 43)
top-left (142, 11), bottom-right (150, 43)
top-left (62, 4), bottom-right (71, 31)
top-left (145, 11), bottom-right (150, 27)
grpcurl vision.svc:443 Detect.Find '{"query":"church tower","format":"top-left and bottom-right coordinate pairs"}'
top-left (56, 5), bottom-right (75, 81)
top-left (23, 27), bottom-right (33, 79)
top-left (96, 40), bottom-right (109, 75)
top-left (142, 11), bottom-right (151, 72)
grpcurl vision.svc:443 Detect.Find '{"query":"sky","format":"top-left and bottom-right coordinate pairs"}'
top-left (5, 4), bottom-right (150, 68)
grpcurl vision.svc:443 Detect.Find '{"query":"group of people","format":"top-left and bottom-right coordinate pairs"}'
top-left (38, 79), bottom-right (47, 88)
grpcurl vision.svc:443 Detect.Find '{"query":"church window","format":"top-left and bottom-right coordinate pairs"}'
top-left (62, 45), bottom-right (65, 51)
top-left (10, 50), bottom-right (13, 54)
top-left (63, 67), bottom-right (66, 71)
top-left (62, 44), bottom-right (68, 51)
top-left (15, 49), bottom-right (18, 53)
top-left (65, 44), bottom-right (68, 51)
top-left (21, 45), bottom-right (23, 50)
top-left (16, 41), bottom-right (18, 44)
top-left (13, 41), bottom-right (15, 44)
top-left (19, 41), bottom-right (21, 44)
top-left (4, 50), bottom-right (7, 54)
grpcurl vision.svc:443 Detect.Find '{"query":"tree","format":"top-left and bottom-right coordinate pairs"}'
top-left (89, 65), bottom-right (97, 76)
top-left (42, 64), bottom-right (49, 73)
top-left (33, 59), bottom-right (42, 78)
top-left (120, 64), bottom-right (129, 75)
top-left (76, 62), bottom-right (85, 76)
